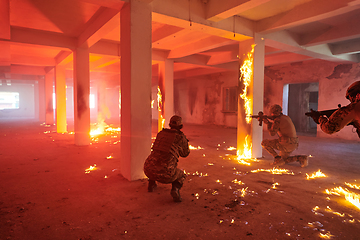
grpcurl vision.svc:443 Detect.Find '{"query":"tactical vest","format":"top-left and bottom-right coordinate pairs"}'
top-left (152, 129), bottom-right (180, 158)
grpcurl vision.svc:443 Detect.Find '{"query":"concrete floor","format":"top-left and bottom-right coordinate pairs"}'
top-left (0, 120), bottom-right (359, 240)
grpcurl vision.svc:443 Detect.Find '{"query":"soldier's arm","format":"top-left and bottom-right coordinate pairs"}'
top-left (320, 104), bottom-right (356, 134)
top-left (267, 118), bottom-right (280, 136)
top-left (179, 136), bottom-right (190, 157)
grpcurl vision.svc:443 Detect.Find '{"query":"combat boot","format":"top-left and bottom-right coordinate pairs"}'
top-left (171, 187), bottom-right (182, 202)
top-left (271, 156), bottom-right (285, 166)
top-left (298, 155), bottom-right (308, 168)
top-left (171, 181), bottom-right (182, 202)
top-left (148, 180), bottom-right (157, 192)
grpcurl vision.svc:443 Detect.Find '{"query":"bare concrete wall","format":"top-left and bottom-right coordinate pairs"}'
top-left (264, 59), bottom-right (360, 141)
top-left (0, 82), bottom-right (36, 119)
top-left (174, 71), bottom-right (238, 127)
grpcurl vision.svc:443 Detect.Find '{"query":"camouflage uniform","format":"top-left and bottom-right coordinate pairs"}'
top-left (319, 101), bottom-right (360, 136)
top-left (261, 105), bottom-right (307, 167)
top-left (144, 128), bottom-right (190, 187)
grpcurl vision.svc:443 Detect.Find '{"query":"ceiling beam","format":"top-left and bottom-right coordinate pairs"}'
top-left (168, 35), bottom-right (236, 58)
top-left (79, 0), bottom-right (125, 9)
top-left (78, 8), bottom-right (120, 48)
top-left (206, 0), bottom-right (271, 22)
top-left (300, 44), bottom-right (359, 62)
top-left (152, 0), bottom-right (254, 40)
top-left (152, 49), bottom-right (170, 61)
top-left (10, 65), bottom-right (46, 75)
top-left (206, 51), bottom-right (238, 65)
top-left (301, 16), bottom-right (360, 46)
top-left (330, 39), bottom-right (360, 55)
top-left (11, 54), bottom-right (55, 66)
top-left (10, 27), bottom-right (76, 50)
top-left (55, 51), bottom-right (73, 65)
top-left (256, 0), bottom-right (360, 34)
top-left (265, 52), bottom-right (312, 66)
top-left (173, 54), bottom-right (210, 66)
top-left (264, 30), bottom-right (359, 63)
top-left (89, 40), bottom-right (120, 56)
top-left (152, 24), bottom-right (184, 43)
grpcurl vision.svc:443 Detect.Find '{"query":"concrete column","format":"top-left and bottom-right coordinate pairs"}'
top-left (120, 1), bottom-right (152, 181)
top-left (252, 34), bottom-right (265, 158)
top-left (0, 0), bottom-right (10, 73)
top-left (237, 36), bottom-right (265, 159)
top-left (0, 0), bottom-right (10, 40)
top-left (38, 78), bottom-right (45, 122)
top-left (158, 59), bottom-right (174, 130)
top-left (74, 47), bottom-right (90, 146)
top-left (55, 65), bottom-right (67, 133)
top-left (45, 72), bottom-right (54, 125)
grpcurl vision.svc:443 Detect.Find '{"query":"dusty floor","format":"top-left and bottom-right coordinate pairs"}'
top-left (0, 120), bottom-right (360, 240)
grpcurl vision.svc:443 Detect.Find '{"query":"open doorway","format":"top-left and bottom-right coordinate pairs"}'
top-left (283, 82), bottom-right (319, 135)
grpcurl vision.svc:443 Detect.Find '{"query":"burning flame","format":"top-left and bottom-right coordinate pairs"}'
top-left (189, 145), bottom-right (204, 150)
top-left (85, 164), bottom-right (97, 173)
top-left (236, 135), bottom-right (252, 162)
top-left (151, 99), bottom-right (154, 108)
top-left (227, 146), bottom-right (237, 151)
top-left (325, 186), bottom-right (360, 210)
top-left (326, 206), bottom-right (345, 217)
top-left (157, 86), bottom-right (165, 131)
top-left (306, 169), bottom-right (327, 180)
top-left (345, 182), bottom-right (360, 190)
top-left (240, 45), bottom-right (255, 124)
top-left (232, 179), bottom-right (245, 185)
top-left (319, 232), bottom-right (334, 239)
top-left (89, 115), bottom-right (121, 138)
top-left (236, 44), bottom-right (255, 162)
top-left (251, 168), bottom-right (294, 175)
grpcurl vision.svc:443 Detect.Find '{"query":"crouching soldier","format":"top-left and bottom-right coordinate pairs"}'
top-left (261, 104), bottom-right (308, 167)
top-left (144, 115), bottom-right (190, 202)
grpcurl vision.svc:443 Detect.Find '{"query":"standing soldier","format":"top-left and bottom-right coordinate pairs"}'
top-left (144, 115), bottom-right (190, 202)
top-left (260, 104), bottom-right (308, 167)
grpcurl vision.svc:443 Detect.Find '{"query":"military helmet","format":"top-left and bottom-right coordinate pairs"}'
top-left (169, 115), bottom-right (183, 129)
top-left (345, 81), bottom-right (360, 101)
top-left (270, 104), bottom-right (282, 115)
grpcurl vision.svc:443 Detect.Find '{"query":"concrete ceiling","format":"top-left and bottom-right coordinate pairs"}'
top-left (1, 0), bottom-right (360, 84)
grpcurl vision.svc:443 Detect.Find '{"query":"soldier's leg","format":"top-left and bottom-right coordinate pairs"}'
top-left (270, 150), bottom-right (289, 166)
top-left (261, 139), bottom-right (280, 158)
top-left (170, 169), bottom-right (186, 202)
top-left (285, 155), bottom-right (308, 167)
top-left (148, 179), bottom-right (157, 192)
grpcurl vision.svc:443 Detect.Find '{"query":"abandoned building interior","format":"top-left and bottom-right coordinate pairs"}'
top-left (0, 0), bottom-right (360, 239)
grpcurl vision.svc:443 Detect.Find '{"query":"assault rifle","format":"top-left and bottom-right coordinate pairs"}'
top-left (249, 111), bottom-right (276, 126)
top-left (304, 104), bottom-right (342, 124)
top-left (305, 104), bottom-right (360, 138)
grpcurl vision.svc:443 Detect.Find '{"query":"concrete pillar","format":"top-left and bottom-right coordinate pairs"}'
top-left (45, 72), bottom-right (54, 125)
top-left (252, 34), bottom-right (265, 158)
top-left (0, 0), bottom-right (10, 40)
top-left (0, 0), bottom-right (10, 72)
top-left (158, 59), bottom-right (174, 131)
top-left (74, 47), bottom-right (90, 146)
top-left (120, 1), bottom-right (152, 181)
top-left (55, 65), bottom-right (67, 133)
top-left (237, 35), bottom-right (264, 159)
top-left (38, 78), bottom-right (45, 122)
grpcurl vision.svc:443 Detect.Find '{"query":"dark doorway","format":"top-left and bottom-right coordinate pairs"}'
top-left (286, 82), bottom-right (319, 135)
